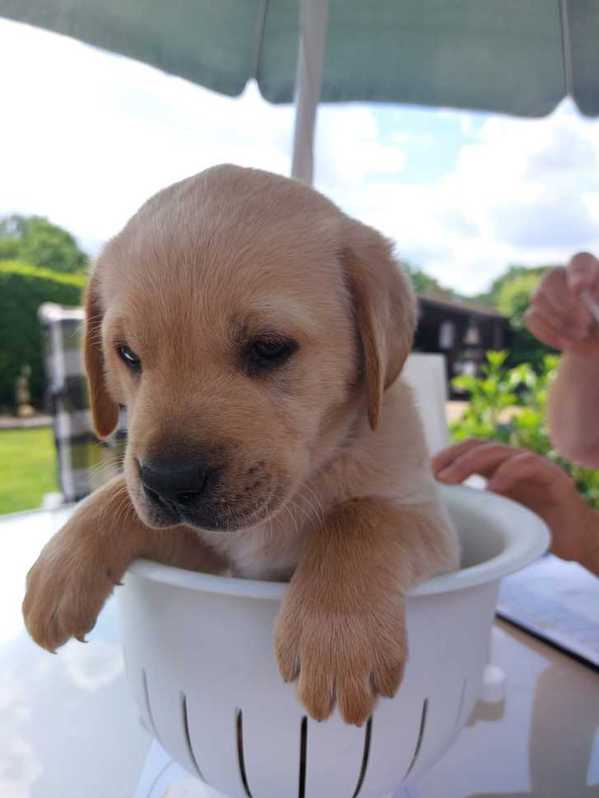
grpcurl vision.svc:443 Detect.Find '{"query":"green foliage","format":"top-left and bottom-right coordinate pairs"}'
top-left (474, 265), bottom-right (556, 371)
top-left (451, 351), bottom-right (518, 442)
top-left (0, 261), bottom-right (86, 410)
top-left (0, 214), bottom-right (89, 273)
top-left (474, 264), bottom-right (550, 309)
top-left (403, 262), bottom-right (458, 299)
top-left (451, 351), bottom-right (599, 508)
top-left (495, 271), bottom-right (542, 320)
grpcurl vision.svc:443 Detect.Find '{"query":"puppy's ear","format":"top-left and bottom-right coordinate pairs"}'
top-left (84, 271), bottom-right (119, 439)
top-left (342, 221), bottom-right (417, 430)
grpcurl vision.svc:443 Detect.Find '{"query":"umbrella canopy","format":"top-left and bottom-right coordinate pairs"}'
top-left (2, 0), bottom-right (599, 118)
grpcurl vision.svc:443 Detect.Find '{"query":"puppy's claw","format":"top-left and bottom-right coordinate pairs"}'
top-left (274, 635), bottom-right (301, 683)
top-left (370, 660), bottom-right (405, 699)
top-left (338, 679), bottom-right (376, 727)
top-left (23, 532), bottom-right (119, 653)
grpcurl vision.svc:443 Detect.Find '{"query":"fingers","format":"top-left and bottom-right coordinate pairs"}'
top-left (525, 265), bottom-right (594, 347)
top-left (567, 252), bottom-right (599, 297)
top-left (434, 440), bottom-right (525, 484)
top-left (487, 450), bottom-right (562, 493)
top-left (435, 440), bottom-right (568, 497)
top-left (534, 267), bottom-right (568, 307)
top-left (529, 290), bottom-right (589, 341)
top-left (523, 306), bottom-right (567, 349)
top-left (582, 289), bottom-right (599, 324)
top-left (432, 438), bottom-right (488, 475)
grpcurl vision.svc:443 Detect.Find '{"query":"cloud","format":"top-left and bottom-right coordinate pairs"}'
top-left (315, 105), bottom-right (407, 189)
top-left (315, 99), bottom-right (599, 292)
top-left (431, 101), bottom-right (599, 287)
top-left (0, 19), bottom-right (295, 250)
top-left (492, 192), bottom-right (597, 248)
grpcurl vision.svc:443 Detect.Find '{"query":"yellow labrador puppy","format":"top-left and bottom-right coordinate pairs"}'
top-left (23, 166), bottom-right (459, 726)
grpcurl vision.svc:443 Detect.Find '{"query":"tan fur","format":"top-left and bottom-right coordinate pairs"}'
top-left (23, 165), bottom-right (459, 725)
top-left (22, 475), bottom-right (227, 651)
top-left (83, 279), bottom-right (120, 438)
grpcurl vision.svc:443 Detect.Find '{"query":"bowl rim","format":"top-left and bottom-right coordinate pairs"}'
top-left (127, 484), bottom-right (549, 600)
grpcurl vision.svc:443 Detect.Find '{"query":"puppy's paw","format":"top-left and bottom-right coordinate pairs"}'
top-left (275, 595), bottom-right (407, 726)
top-left (22, 529), bottom-right (121, 652)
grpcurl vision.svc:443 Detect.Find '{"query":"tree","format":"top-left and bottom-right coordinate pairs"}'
top-left (474, 265), bottom-right (550, 310)
top-left (402, 262), bottom-right (458, 299)
top-left (0, 214), bottom-right (89, 273)
top-left (476, 265), bottom-right (555, 370)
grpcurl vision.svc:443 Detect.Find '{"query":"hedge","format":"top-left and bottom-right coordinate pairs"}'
top-left (0, 261), bottom-right (86, 411)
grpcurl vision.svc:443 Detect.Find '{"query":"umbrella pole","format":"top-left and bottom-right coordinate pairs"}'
top-left (291, 0), bottom-right (329, 185)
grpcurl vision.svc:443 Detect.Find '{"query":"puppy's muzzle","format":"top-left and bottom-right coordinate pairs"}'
top-left (139, 456), bottom-right (215, 518)
top-left (135, 446), bottom-right (280, 531)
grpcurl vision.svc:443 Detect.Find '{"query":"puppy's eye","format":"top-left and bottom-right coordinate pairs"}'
top-left (117, 344), bottom-right (141, 372)
top-left (246, 337), bottom-right (298, 373)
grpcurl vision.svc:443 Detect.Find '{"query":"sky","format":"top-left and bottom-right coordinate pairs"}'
top-left (1, 17), bottom-right (599, 295)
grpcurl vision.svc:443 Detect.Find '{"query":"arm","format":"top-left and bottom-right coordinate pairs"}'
top-left (580, 510), bottom-right (599, 577)
top-left (23, 475), bottom-right (225, 652)
top-left (274, 497), bottom-right (457, 725)
top-left (547, 353), bottom-right (599, 468)
top-left (524, 253), bottom-right (599, 467)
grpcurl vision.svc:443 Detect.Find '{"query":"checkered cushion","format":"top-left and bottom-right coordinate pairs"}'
top-left (38, 303), bottom-right (126, 503)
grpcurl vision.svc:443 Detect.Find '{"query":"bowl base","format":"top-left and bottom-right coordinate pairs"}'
top-left (135, 739), bottom-right (421, 798)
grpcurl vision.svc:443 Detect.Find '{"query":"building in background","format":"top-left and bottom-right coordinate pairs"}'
top-left (415, 295), bottom-right (509, 397)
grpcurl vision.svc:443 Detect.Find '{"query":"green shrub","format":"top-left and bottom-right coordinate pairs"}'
top-left (0, 261), bottom-right (86, 411)
top-left (0, 215), bottom-right (88, 273)
top-left (451, 351), bottom-right (599, 508)
top-left (475, 266), bottom-right (555, 372)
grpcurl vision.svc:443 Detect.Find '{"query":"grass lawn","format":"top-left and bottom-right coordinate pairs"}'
top-left (0, 427), bottom-right (58, 515)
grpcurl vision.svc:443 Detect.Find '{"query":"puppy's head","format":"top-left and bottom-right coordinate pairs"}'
top-left (85, 166), bottom-right (415, 532)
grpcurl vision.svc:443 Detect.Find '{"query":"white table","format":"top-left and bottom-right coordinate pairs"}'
top-left (2, 507), bottom-right (598, 798)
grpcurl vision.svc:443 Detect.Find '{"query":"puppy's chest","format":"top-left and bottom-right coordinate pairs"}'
top-left (211, 523), bottom-right (308, 582)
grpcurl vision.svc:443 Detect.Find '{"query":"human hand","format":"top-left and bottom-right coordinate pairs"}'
top-left (524, 252), bottom-right (599, 356)
top-left (433, 439), bottom-right (595, 566)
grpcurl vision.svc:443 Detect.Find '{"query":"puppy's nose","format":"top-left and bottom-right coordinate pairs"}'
top-left (139, 457), bottom-right (211, 509)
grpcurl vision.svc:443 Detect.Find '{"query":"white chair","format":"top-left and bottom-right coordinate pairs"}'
top-left (402, 354), bottom-right (449, 455)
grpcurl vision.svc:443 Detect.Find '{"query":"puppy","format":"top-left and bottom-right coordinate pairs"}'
top-left (23, 165), bottom-right (459, 725)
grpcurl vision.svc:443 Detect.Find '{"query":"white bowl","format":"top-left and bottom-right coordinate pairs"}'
top-left (118, 484), bottom-right (549, 798)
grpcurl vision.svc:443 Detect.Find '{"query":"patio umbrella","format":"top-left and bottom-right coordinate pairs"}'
top-left (2, 0), bottom-right (599, 183)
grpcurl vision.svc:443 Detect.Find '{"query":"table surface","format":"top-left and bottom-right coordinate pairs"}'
top-left (1, 506), bottom-right (598, 798)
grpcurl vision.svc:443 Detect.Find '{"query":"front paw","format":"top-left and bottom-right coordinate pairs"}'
top-left (275, 597), bottom-right (407, 726)
top-left (22, 533), bottom-right (120, 652)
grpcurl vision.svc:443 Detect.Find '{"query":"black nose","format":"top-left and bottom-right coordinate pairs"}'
top-left (139, 457), bottom-right (211, 509)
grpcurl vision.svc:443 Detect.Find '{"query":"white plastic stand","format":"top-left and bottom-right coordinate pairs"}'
top-left (135, 739), bottom-right (420, 798)
top-left (132, 661), bottom-right (507, 797)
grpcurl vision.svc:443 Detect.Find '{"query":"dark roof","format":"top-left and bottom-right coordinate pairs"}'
top-left (417, 293), bottom-right (506, 320)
